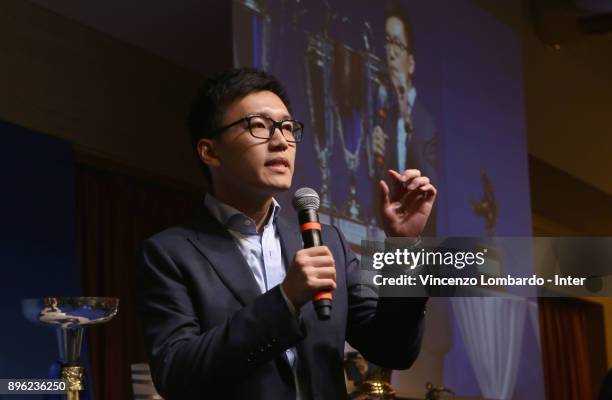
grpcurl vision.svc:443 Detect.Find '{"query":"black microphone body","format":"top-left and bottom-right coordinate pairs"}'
top-left (293, 188), bottom-right (332, 320)
top-left (298, 209), bottom-right (323, 247)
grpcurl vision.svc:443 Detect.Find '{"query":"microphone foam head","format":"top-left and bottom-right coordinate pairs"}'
top-left (292, 187), bottom-right (320, 211)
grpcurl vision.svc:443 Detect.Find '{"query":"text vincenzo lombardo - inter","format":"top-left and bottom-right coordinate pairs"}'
top-left (369, 248), bottom-right (587, 288)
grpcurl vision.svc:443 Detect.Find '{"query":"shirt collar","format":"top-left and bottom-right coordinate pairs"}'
top-left (407, 86), bottom-right (417, 110)
top-left (204, 193), bottom-right (281, 235)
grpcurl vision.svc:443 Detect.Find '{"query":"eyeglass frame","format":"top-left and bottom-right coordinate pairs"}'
top-left (212, 114), bottom-right (305, 143)
top-left (384, 34), bottom-right (411, 55)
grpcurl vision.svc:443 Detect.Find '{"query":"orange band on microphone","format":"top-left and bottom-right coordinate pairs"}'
top-left (300, 222), bottom-right (321, 232)
top-left (313, 292), bottom-right (333, 301)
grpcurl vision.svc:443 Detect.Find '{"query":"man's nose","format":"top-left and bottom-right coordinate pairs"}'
top-left (269, 126), bottom-right (289, 148)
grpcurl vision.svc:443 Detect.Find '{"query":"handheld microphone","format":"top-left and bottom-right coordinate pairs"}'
top-left (292, 187), bottom-right (331, 320)
top-left (375, 84), bottom-right (388, 168)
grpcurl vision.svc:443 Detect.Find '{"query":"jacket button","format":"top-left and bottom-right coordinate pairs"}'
top-left (267, 344), bottom-right (272, 349)
top-left (247, 358), bottom-right (252, 363)
top-left (259, 347), bottom-right (265, 352)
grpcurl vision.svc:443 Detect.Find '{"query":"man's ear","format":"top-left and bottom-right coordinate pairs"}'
top-left (197, 138), bottom-right (221, 168)
top-left (407, 53), bottom-right (415, 76)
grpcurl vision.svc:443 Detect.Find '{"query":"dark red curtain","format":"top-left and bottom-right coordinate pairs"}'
top-left (539, 297), bottom-right (605, 400)
top-left (75, 163), bottom-right (203, 400)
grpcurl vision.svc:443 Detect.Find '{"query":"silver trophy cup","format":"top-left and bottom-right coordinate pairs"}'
top-left (305, 31), bottom-right (335, 214)
top-left (22, 297), bottom-right (119, 400)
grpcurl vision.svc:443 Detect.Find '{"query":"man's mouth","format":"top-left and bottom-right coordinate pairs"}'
top-left (264, 157), bottom-right (290, 172)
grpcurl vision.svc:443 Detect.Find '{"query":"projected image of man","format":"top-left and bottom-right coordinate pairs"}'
top-left (371, 0), bottom-right (439, 235)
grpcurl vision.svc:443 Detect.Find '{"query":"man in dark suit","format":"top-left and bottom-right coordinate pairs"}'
top-left (138, 67), bottom-right (437, 399)
top-left (372, 0), bottom-right (439, 235)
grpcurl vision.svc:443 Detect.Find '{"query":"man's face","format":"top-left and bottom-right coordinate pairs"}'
top-left (207, 90), bottom-right (296, 195)
top-left (385, 16), bottom-right (415, 90)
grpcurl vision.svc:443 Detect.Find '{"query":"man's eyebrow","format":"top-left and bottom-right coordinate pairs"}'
top-left (253, 111), bottom-right (292, 120)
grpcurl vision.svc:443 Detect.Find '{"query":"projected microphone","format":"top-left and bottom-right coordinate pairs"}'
top-left (292, 187), bottom-right (331, 320)
top-left (375, 84), bottom-right (388, 169)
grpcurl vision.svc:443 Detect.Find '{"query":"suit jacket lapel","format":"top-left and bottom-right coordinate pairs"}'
top-left (188, 206), bottom-right (261, 307)
top-left (275, 216), bottom-right (302, 270)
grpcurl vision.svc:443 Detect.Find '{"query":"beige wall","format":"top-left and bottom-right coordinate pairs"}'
top-left (477, 0), bottom-right (612, 370)
top-left (472, 0), bottom-right (612, 196)
top-left (0, 0), bottom-right (213, 189)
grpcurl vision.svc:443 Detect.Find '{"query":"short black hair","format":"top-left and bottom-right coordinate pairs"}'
top-left (384, 0), bottom-right (415, 54)
top-left (187, 67), bottom-right (292, 185)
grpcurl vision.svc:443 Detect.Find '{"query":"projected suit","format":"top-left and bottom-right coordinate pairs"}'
top-left (372, 95), bottom-right (439, 235)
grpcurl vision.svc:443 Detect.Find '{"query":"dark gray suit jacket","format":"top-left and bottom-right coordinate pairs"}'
top-left (372, 99), bottom-right (439, 235)
top-left (138, 206), bottom-right (426, 399)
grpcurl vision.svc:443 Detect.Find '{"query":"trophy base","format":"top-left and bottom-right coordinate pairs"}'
top-left (62, 365), bottom-right (84, 400)
top-left (67, 391), bottom-right (81, 400)
top-left (356, 379), bottom-right (396, 399)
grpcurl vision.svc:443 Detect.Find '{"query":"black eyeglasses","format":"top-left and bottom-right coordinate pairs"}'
top-left (385, 34), bottom-right (410, 54)
top-left (214, 114), bottom-right (304, 143)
